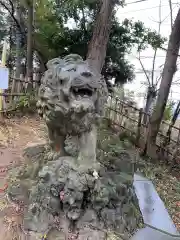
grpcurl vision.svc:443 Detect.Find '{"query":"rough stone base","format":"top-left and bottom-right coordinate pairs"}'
top-left (7, 144), bottom-right (141, 239)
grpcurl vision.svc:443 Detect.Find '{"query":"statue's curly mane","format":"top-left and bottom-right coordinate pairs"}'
top-left (37, 54), bottom-right (108, 135)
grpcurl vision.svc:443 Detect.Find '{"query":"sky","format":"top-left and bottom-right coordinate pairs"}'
top-left (116, 0), bottom-right (180, 108)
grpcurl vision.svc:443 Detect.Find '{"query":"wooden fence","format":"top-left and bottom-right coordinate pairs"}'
top-left (1, 71), bottom-right (42, 112)
top-left (1, 74), bottom-right (180, 166)
top-left (105, 95), bottom-right (180, 166)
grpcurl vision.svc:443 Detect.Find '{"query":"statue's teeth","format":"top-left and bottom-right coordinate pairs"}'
top-left (93, 170), bottom-right (99, 179)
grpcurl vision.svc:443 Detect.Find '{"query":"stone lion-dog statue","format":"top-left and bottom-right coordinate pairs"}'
top-left (36, 54), bottom-right (108, 170)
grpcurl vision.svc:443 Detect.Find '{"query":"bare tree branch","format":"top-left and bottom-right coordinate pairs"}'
top-left (8, 0), bottom-right (14, 15)
top-left (137, 52), bottom-right (151, 86)
top-left (0, 0), bottom-right (24, 33)
top-left (151, 0), bottom-right (162, 86)
top-left (169, 0), bottom-right (173, 30)
top-left (160, 46), bottom-right (180, 57)
top-left (147, 8), bottom-right (180, 144)
top-left (155, 74), bottom-right (162, 87)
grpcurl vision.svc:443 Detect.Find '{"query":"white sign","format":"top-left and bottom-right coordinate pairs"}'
top-left (0, 67), bottom-right (9, 89)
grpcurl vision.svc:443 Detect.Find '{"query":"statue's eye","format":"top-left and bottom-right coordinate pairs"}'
top-left (67, 68), bottom-right (76, 72)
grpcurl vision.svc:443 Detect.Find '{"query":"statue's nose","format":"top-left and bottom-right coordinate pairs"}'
top-left (80, 71), bottom-right (92, 78)
top-left (62, 87), bottom-right (70, 101)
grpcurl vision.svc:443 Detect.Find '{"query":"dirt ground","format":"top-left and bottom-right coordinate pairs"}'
top-left (0, 115), bottom-right (45, 239)
top-left (0, 115), bottom-right (179, 239)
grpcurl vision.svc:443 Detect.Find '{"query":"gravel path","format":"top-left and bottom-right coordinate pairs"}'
top-left (0, 115), bottom-right (45, 239)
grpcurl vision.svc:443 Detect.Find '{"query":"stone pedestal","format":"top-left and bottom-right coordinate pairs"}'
top-left (7, 144), bottom-right (141, 239)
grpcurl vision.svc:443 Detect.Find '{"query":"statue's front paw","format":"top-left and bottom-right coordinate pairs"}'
top-left (45, 150), bottom-right (68, 161)
top-left (77, 159), bottom-right (100, 174)
top-left (45, 151), bottom-right (55, 161)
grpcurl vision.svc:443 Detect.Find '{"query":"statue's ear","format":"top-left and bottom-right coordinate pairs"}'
top-left (46, 58), bottom-right (62, 69)
top-left (63, 54), bottom-right (83, 63)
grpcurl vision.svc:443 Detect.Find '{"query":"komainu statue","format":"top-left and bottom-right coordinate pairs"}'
top-left (7, 54), bottom-right (140, 239)
top-left (36, 54), bottom-right (108, 168)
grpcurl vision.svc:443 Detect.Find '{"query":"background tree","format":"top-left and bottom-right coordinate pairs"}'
top-left (26, 0), bottom-right (34, 83)
top-left (0, 0), bottom-right (165, 88)
top-left (137, 0), bottom-right (167, 124)
top-left (35, 0), bottom-right (165, 86)
top-left (146, 8), bottom-right (180, 154)
top-left (0, 9), bottom-right (8, 44)
top-left (86, 0), bottom-right (118, 72)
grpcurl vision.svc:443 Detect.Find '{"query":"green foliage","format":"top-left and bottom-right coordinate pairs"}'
top-left (0, 10), bottom-right (8, 42)
top-left (15, 94), bottom-right (37, 114)
top-left (0, 9), bottom-right (9, 55)
top-left (97, 119), bottom-right (134, 164)
top-left (129, 20), bottom-right (167, 51)
top-left (163, 100), bottom-right (175, 122)
top-left (33, 0), bottom-right (166, 85)
top-left (0, 0), bottom-right (166, 86)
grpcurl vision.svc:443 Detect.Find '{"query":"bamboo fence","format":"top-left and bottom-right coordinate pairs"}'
top-left (106, 94), bottom-right (180, 166)
top-left (1, 70), bottom-right (42, 112)
top-left (1, 74), bottom-right (180, 165)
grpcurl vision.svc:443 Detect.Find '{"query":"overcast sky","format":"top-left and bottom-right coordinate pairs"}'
top-left (116, 0), bottom-right (180, 107)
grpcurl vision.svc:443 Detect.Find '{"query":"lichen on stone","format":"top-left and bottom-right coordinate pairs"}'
top-left (7, 55), bottom-right (142, 239)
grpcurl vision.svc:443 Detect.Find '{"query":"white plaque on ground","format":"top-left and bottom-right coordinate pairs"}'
top-left (133, 174), bottom-right (179, 236)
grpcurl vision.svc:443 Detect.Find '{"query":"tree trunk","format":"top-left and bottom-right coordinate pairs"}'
top-left (86, 0), bottom-right (115, 73)
top-left (163, 101), bottom-right (180, 146)
top-left (35, 50), bottom-right (47, 73)
top-left (15, 6), bottom-right (22, 80)
top-left (26, 0), bottom-right (33, 85)
top-left (10, 3), bottom-right (22, 104)
top-left (147, 8), bottom-right (180, 148)
top-left (143, 86), bottom-right (156, 125)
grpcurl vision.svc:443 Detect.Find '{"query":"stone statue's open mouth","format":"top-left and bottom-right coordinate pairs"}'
top-left (72, 86), bottom-right (93, 97)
